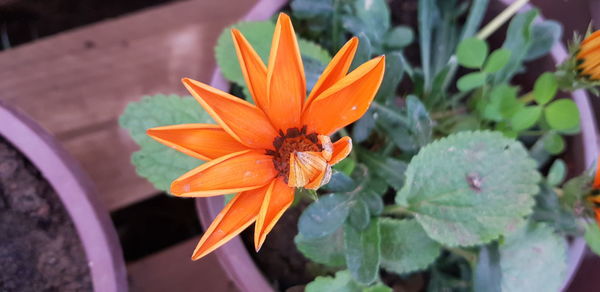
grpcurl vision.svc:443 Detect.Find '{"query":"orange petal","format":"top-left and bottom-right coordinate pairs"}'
top-left (231, 29), bottom-right (269, 110)
top-left (304, 37), bottom-right (358, 111)
top-left (191, 183), bottom-right (271, 260)
top-left (171, 150), bottom-right (277, 197)
top-left (594, 158), bottom-right (600, 189)
top-left (318, 135), bottom-right (333, 161)
top-left (595, 208), bottom-right (600, 229)
top-left (582, 30), bottom-right (600, 46)
top-left (147, 124), bottom-right (247, 161)
top-left (254, 178), bottom-right (294, 250)
top-left (330, 136), bottom-right (353, 165)
top-left (305, 164), bottom-right (332, 190)
top-left (288, 151), bottom-right (328, 187)
top-left (265, 13), bottom-right (305, 131)
top-left (182, 78), bottom-right (277, 149)
top-left (302, 56), bottom-right (385, 135)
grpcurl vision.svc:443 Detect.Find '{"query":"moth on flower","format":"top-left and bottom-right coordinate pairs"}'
top-left (147, 13), bottom-right (385, 260)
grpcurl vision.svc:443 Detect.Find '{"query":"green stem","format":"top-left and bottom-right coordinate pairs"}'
top-left (476, 0), bottom-right (530, 40)
top-left (431, 106), bottom-right (467, 120)
top-left (382, 205), bottom-right (412, 216)
top-left (518, 91), bottom-right (535, 104)
top-left (446, 247), bottom-right (478, 266)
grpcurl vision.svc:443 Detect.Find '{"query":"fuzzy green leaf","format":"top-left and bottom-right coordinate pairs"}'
top-left (348, 199), bottom-right (371, 230)
top-left (499, 223), bottom-right (567, 292)
top-left (457, 37), bottom-right (489, 68)
top-left (544, 99), bottom-right (580, 131)
top-left (299, 193), bottom-right (351, 239)
top-left (344, 219), bottom-right (381, 285)
top-left (295, 228), bottom-right (346, 267)
top-left (473, 244), bottom-right (502, 292)
top-left (119, 95), bottom-right (213, 192)
top-left (379, 218), bottom-right (441, 274)
top-left (305, 270), bottom-right (362, 292)
top-left (384, 26), bottom-right (414, 49)
top-left (524, 21), bottom-right (562, 61)
top-left (359, 150), bottom-right (407, 190)
top-left (396, 131), bottom-right (540, 246)
top-left (547, 159), bottom-right (567, 187)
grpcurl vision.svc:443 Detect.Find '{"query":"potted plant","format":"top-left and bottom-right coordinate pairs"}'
top-left (120, 0), bottom-right (599, 291)
top-left (0, 101), bottom-right (127, 292)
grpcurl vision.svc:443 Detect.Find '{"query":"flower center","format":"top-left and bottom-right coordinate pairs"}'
top-left (267, 126), bottom-right (322, 182)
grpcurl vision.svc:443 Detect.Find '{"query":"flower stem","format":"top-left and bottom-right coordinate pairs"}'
top-left (518, 91), bottom-right (535, 103)
top-left (446, 247), bottom-right (478, 266)
top-left (382, 205), bottom-right (412, 216)
top-left (476, 0), bottom-right (530, 40)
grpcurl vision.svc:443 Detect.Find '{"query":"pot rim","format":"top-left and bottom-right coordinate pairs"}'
top-left (197, 0), bottom-right (599, 291)
top-left (0, 101), bottom-right (128, 292)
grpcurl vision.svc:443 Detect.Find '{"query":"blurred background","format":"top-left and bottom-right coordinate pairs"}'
top-left (0, 0), bottom-right (598, 291)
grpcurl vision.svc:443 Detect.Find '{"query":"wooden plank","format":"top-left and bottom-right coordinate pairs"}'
top-left (127, 238), bottom-right (238, 292)
top-left (0, 0), bottom-right (257, 210)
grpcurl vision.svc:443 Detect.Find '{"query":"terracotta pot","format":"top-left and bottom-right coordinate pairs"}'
top-left (0, 101), bottom-right (128, 292)
top-left (196, 0), bottom-right (599, 291)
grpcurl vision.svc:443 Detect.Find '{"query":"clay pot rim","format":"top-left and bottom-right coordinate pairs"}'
top-left (197, 1), bottom-right (599, 291)
top-left (0, 101), bottom-right (128, 292)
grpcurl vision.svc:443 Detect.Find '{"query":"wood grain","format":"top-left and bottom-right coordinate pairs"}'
top-left (0, 0), bottom-right (257, 210)
top-left (127, 238), bottom-right (238, 292)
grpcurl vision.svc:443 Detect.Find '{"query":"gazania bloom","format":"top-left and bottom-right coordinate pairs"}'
top-left (588, 157), bottom-right (600, 227)
top-left (147, 13), bottom-right (385, 260)
top-left (577, 30), bottom-right (600, 80)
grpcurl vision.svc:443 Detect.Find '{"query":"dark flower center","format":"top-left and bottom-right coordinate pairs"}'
top-left (267, 126), bottom-right (322, 182)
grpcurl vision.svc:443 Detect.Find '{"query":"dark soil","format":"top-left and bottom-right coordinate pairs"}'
top-left (0, 137), bottom-right (93, 292)
top-left (241, 201), bottom-right (315, 291)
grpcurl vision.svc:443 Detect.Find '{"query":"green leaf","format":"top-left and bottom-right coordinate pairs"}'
top-left (305, 270), bottom-right (362, 292)
top-left (344, 219), bottom-right (381, 285)
top-left (457, 37), bottom-right (489, 68)
top-left (493, 10), bottom-right (538, 84)
top-left (542, 132), bottom-right (565, 155)
top-left (119, 95), bottom-right (213, 192)
top-left (324, 172), bottom-right (358, 193)
top-left (350, 33), bottom-right (372, 71)
top-left (532, 183), bottom-right (579, 235)
top-left (352, 109), bottom-right (376, 143)
top-left (544, 99), bottom-right (580, 131)
top-left (348, 199), bottom-right (371, 230)
top-left (585, 222), bottom-right (600, 256)
top-left (510, 105), bottom-right (542, 131)
top-left (384, 26), bottom-right (414, 49)
top-left (473, 244), bottom-right (501, 292)
top-left (290, 0), bottom-right (334, 19)
top-left (295, 228), bottom-right (346, 267)
top-left (547, 159), bottom-right (567, 187)
top-left (396, 131), bottom-right (540, 246)
top-left (342, 0), bottom-right (390, 52)
top-left (359, 190), bottom-right (384, 216)
top-left (483, 49), bottom-right (511, 73)
top-left (533, 72), bottom-right (558, 105)
top-left (335, 158), bottom-right (357, 176)
top-left (460, 0), bottom-right (490, 40)
top-left (499, 223), bottom-right (568, 292)
top-left (215, 20), bottom-right (330, 86)
top-left (457, 72), bottom-right (487, 92)
top-left (379, 218), bottom-right (441, 274)
top-left (524, 20), bottom-right (563, 61)
top-left (363, 284), bottom-right (393, 292)
top-left (299, 193), bottom-right (351, 239)
top-left (375, 51), bottom-right (405, 101)
top-left (483, 84), bottom-right (521, 122)
top-left (375, 96), bottom-right (433, 152)
top-left (359, 150), bottom-right (407, 190)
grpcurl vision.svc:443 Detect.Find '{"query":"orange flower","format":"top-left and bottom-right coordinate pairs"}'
top-left (147, 13), bottom-right (385, 260)
top-left (589, 156), bottom-right (600, 228)
top-left (577, 30), bottom-right (600, 80)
